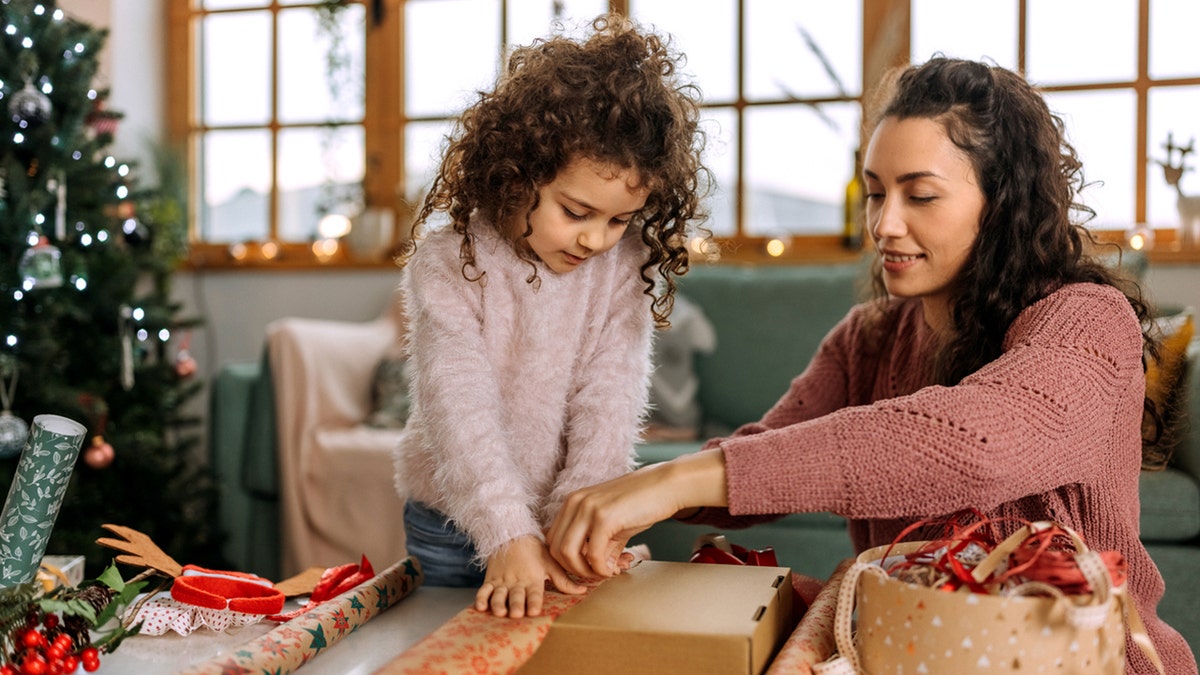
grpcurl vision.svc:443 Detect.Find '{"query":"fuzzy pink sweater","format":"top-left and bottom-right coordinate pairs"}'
top-left (394, 224), bottom-right (654, 561)
top-left (691, 283), bottom-right (1195, 674)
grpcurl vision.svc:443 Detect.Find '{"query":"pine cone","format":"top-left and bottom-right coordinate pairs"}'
top-left (77, 585), bottom-right (116, 616)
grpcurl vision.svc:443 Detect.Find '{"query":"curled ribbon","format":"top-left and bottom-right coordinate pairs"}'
top-left (267, 555), bottom-right (375, 622)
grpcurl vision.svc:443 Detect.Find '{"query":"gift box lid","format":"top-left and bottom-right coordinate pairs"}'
top-left (519, 560), bottom-right (794, 675)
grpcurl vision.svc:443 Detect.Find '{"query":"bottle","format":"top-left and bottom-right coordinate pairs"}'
top-left (842, 148), bottom-right (863, 250)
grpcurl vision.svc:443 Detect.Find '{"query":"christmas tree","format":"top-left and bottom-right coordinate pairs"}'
top-left (0, 0), bottom-right (222, 572)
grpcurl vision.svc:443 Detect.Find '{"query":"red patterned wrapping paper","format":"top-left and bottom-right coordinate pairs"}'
top-left (176, 557), bottom-right (424, 675)
top-left (375, 585), bottom-right (593, 675)
top-left (765, 559), bottom-right (853, 674)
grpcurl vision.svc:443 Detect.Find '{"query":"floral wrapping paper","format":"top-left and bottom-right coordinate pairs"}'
top-left (175, 556), bottom-right (424, 675)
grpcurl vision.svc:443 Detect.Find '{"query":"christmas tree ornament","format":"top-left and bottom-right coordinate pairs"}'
top-left (0, 357), bottom-right (27, 459)
top-left (82, 436), bottom-right (114, 469)
top-left (8, 78), bottom-right (53, 126)
top-left (17, 235), bottom-right (64, 290)
top-left (48, 171), bottom-right (67, 240)
top-left (174, 332), bottom-right (197, 378)
top-left (119, 305), bottom-right (135, 390)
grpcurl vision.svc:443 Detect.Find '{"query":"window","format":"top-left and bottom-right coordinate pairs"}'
top-left (913, 0), bottom-right (1200, 255)
top-left (169, 0), bottom-right (1200, 267)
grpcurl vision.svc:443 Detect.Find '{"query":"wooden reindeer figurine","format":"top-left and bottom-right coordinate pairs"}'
top-left (1159, 133), bottom-right (1200, 247)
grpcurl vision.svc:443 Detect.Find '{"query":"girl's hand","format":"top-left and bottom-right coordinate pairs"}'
top-left (475, 535), bottom-right (586, 618)
top-left (546, 449), bottom-right (729, 579)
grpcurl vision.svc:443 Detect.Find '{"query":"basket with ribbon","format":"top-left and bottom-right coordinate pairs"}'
top-left (815, 514), bottom-right (1164, 674)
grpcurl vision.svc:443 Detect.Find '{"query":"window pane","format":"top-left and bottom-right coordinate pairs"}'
top-left (279, 4), bottom-right (365, 124)
top-left (1042, 90), bottom-right (1135, 228)
top-left (201, 10), bottom-right (271, 126)
top-left (911, 0), bottom-right (1017, 69)
top-left (631, 0), bottom-right (737, 103)
top-left (506, 0), bottom-right (608, 47)
top-left (406, 120), bottom-right (455, 230)
top-left (1148, 87), bottom-right (1200, 229)
top-left (1150, 0), bottom-right (1200, 81)
top-left (405, 0), bottom-right (500, 118)
top-left (201, 0), bottom-right (264, 9)
top-left (277, 126), bottom-right (365, 241)
top-left (744, 102), bottom-right (859, 237)
top-left (700, 108), bottom-right (737, 238)
top-left (1027, 0), bottom-right (1135, 85)
top-left (745, 0), bottom-right (860, 101)
top-left (202, 129), bottom-right (271, 242)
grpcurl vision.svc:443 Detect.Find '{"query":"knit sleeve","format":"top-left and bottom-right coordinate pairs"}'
top-left (401, 237), bottom-right (542, 558)
top-left (544, 240), bottom-right (654, 521)
top-left (720, 284), bottom-right (1146, 521)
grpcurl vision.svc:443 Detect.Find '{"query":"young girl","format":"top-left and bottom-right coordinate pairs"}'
top-left (393, 15), bottom-right (707, 619)
top-left (547, 57), bottom-right (1196, 674)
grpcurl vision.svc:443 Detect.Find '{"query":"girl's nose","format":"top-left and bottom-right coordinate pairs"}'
top-left (577, 220), bottom-right (605, 252)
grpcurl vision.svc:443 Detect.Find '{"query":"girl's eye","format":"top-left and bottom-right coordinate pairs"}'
top-left (563, 207), bottom-right (587, 221)
top-left (611, 217), bottom-right (631, 226)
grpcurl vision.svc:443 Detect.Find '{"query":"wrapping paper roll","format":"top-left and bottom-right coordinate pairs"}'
top-left (0, 414), bottom-right (87, 587)
top-left (176, 556), bottom-right (424, 675)
top-left (765, 559), bottom-right (853, 674)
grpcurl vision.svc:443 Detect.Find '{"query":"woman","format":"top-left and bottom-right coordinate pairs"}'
top-left (546, 58), bottom-right (1196, 674)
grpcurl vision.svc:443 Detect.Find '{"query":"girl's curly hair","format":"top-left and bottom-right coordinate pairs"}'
top-left (399, 14), bottom-right (709, 327)
top-left (865, 57), bottom-right (1168, 468)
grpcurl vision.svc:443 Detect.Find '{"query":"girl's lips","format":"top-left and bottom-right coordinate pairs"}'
top-left (564, 252), bottom-right (587, 265)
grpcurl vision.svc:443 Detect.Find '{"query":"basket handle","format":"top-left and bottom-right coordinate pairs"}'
top-left (813, 560), bottom-right (887, 674)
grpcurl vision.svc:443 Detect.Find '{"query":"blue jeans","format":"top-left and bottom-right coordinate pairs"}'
top-left (403, 500), bottom-right (486, 588)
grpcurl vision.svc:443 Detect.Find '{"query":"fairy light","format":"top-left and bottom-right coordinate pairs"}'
top-left (33, 214), bottom-right (45, 226)
top-left (80, 233), bottom-right (93, 246)
top-left (158, 329), bottom-right (171, 342)
top-left (96, 230), bottom-right (109, 243)
top-left (74, 43), bottom-right (84, 54)
top-left (13, 132), bottom-right (23, 143)
top-left (11, 291), bottom-right (21, 302)
top-left (53, 9), bottom-right (63, 20)
top-left (104, 156), bottom-right (116, 168)
top-left (72, 277), bottom-right (86, 291)
top-left (766, 238), bottom-right (786, 257)
top-left (116, 185), bottom-right (128, 199)
top-left (136, 329), bottom-right (148, 342)
top-left (40, 81), bottom-right (52, 95)
top-left (131, 307), bottom-right (145, 322)
top-left (117, 164), bottom-right (129, 177)
top-left (32, 4), bottom-right (44, 15)
top-left (4, 25), bottom-right (15, 36)
top-left (20, 37), bottom-right (31, 48)
top-left (5, 335), bottom-right (15, 347)
top-left (25, 232), bottom-right (38, 246)
top-left (86, 89), bottom-right (96, 99)
top-left (71, 151), bottom-right (81, 160)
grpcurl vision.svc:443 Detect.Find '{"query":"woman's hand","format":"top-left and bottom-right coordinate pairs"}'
top-left (475, 535), bottom-right (586, 618)
top-left (546, 449), bottom-right (728, 579)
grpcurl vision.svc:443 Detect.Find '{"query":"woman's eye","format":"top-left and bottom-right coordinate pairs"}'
top-left (911, 195), bottom-right (936, 203)
top-left (865, 192), bottom-right (883, 201)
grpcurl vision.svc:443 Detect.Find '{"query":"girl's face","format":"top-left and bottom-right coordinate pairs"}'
top-left (519, 157), bottom-right (649, 275)
top-left (863, 115), bottom-right (986, 331)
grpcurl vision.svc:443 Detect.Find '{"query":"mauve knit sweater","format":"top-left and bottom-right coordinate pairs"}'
top-left (690, 282), bottom-right (1196, 675)
top-left (395, 224), bottom-right (653, 562)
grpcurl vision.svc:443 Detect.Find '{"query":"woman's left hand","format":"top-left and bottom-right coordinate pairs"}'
top-left (547, 449), bottom-right (728, 579)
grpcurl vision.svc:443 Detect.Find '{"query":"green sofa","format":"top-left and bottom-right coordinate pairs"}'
top-left (629, 262), bottom-right (1200, 654)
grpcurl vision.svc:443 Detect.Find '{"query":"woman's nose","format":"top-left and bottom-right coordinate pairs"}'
top-left (871, 199), bottom-right (905, 240)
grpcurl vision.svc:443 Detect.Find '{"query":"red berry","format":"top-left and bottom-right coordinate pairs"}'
top-left (1, 664), bottom-right (16, 675)
top-left (39, 616), bottom-right (56, 632)
top-left (60, 657), bottom-right (76, 673)
top-left (51, 636), bottom-right (71, 651)
top-left (19, 656), bottom-right (46, 675)
top-left (20, 631), bottom-right (41, 649)
top-left (81, 659), bottom-right (99, 673)
top-left (44, 646), bottom-right (63, 662)
top-left (79, 647), bottom-right (97, 662)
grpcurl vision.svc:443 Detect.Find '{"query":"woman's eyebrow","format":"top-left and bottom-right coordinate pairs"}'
top-left (863, 169), bottom-right (944, 183)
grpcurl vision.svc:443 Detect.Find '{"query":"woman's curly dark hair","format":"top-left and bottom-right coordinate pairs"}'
top-left (865, 57), bottom-right (1168, 468)
top-left (398, 14), bottom-right (709, 327)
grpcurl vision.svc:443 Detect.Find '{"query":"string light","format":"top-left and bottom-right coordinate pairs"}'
top-left (158, 329), bottom-right (171, 342)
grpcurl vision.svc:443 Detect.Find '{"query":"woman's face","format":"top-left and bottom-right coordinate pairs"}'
top-left (863, 115), bottom-right (986, 330)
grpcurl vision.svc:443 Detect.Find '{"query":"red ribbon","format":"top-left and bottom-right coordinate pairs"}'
top-left (267, 555), bottom-right (376, 622)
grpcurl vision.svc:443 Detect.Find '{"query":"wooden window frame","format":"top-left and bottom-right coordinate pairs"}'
top-left (166, 0), bottom-right (1199, 269)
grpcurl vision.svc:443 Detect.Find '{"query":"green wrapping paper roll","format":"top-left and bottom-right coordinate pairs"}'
top-left (0, 414), bottom-right (87, 587)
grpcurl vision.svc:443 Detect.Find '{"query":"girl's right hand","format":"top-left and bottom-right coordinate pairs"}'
top-left (546, 449), bottom-right (729, 579)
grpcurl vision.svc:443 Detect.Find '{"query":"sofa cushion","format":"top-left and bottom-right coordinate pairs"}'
top-left (1138, 467), bottom-right (1200, 542)
top-left (645, 294), bottom-right (716, 439)
top-left (677, 263), bottom-right (864, 430)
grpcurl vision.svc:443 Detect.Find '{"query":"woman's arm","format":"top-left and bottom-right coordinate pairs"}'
top-left (546, 448), bottom-right (728, 578)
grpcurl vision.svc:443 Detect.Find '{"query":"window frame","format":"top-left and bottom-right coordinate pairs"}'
top-left (166, 0), bottom-right (1199, 269)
